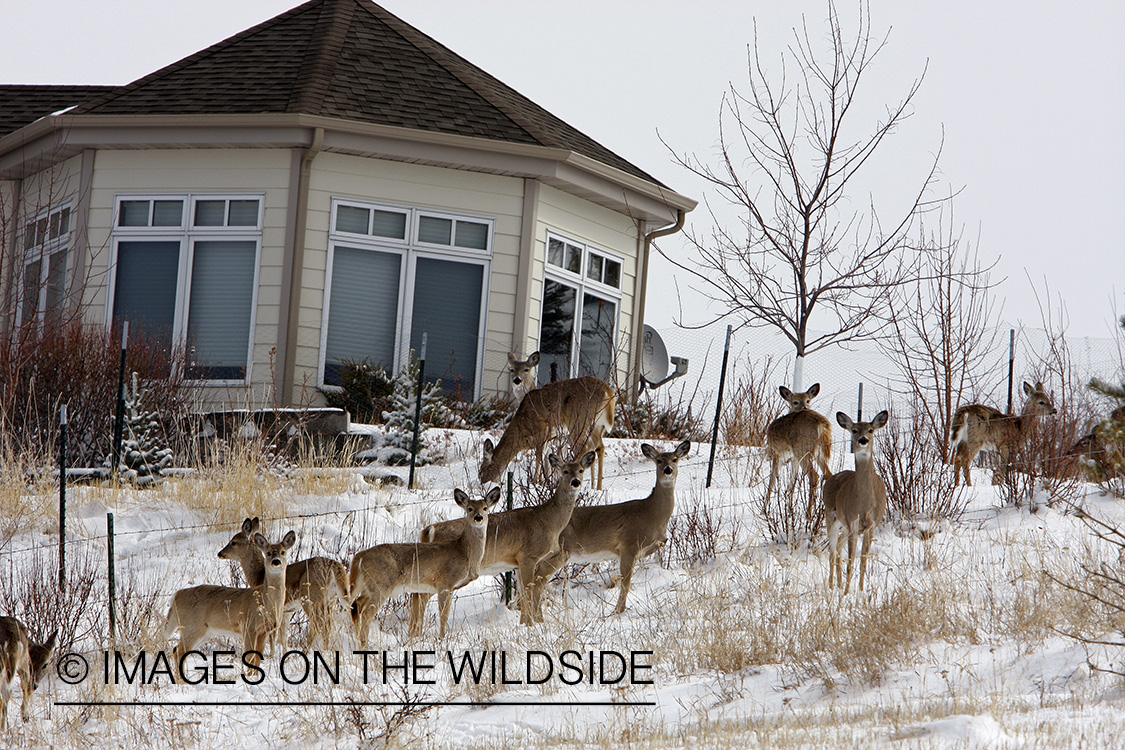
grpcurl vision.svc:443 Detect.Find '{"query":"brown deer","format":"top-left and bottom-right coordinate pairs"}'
top-left (479, 376), bottom-right (615, 490)
top-left (763, 384), bottom-right (833, 512)
top-left (1067, 406), bottom-right (1125, 482)
top-left (417, 452), bottom-right (596, 627)
top-left (165, 530), bottom-right (295, 668)
top-left (507, 351), bottom-right (540, 405)
top-left (218, 518), bottom-right (349, 651)
top-left (0, 618), bottom-right (55, 728)
top-left (350, 487), bottom-right (501, 645)
top-left (530, 440), bottom-right (690, 619)
top-left (951, 381), bottom-right (1057, 486)
top-left (822, 411), bottom-right (889, 594)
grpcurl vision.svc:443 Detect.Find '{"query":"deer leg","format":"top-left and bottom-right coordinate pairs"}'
top-left (827, 514), bottom-right (841, 590)
top-left (518, 558), bottom-right (539, 626)
top-left (351, 592), bottom-right (385, 649)
top-left (763, 456), bottom-right (780, 503)
top-left (436, 590), bottom-right (453, 639)
top-left (532, 548), bottom-right (569, 623)
top-left (614, 551), bottom-right (638, 615)
top-left (994, 445), bottom-right (1010, 485)
top-left (844, 527), bottom-right (857, 595)
top-left (859, 527), bottom-right (874, 592)
top-left (1, 676), bottom-right (9, 727)
top-left (596, 438), bottom-right (606, 491)
top-left (410, 593), bottom-right (433, 638)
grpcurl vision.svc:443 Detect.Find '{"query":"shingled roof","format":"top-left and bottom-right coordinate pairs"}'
top-left (0, 85), bottom-right (115, 138)
top-left (63, 0), bottom-right (662, 185)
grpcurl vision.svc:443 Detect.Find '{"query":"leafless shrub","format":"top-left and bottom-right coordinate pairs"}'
top-left (0, 544), bottom-right (103, 655)
top-left (664, 501), bottom-right (722, 567)
top-left (0, 319), bottom-right (195, 467)
top-left (759, 476), bottom-right (821, 547)
top-left (875, 404), bottom-right (968, 521)
top-left (721, 355), bottom-right (781, 447)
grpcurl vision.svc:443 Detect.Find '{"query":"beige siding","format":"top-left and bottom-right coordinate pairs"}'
top-left (301, 152), bottom-right (525, 401)
top-left (534, 183), bottom-right (641, 387)
top-left (85, 148), bottom-right (293, 408)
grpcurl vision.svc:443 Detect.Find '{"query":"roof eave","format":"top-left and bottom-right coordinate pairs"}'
top-left (0, 112), bottom-right (695, 223)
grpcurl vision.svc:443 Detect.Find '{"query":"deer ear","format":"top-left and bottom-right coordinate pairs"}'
top-left (676, 440), bottom-right (691, 457)
top-left (548, 453), bottom-right (564, 471)
top-left (836, 412), bottom-right (853, 430)
top-left (779, 386), bottom-right (792, 400)
top-left (241, 518), bottom-right (255, 535)
top-left (580, 451), bottom-right (598, 469)
top-left (454, 488), bottom-right (470, 508)
top-left (507, 352), bottom-right (518, 364)
top-left (282, 530), bottom-right (296, 549)
top-left (44, 631), bottom-right (57, 654)
top-left (486, 486), bottom-right (502, 505)
top-left (252, 532), bottom-right (269, 550)
top-left (482, 439), bottom-right (494, 459)
top-left (873, 410), bottom-right (889, 429)
top-left (1023, 381), bottom-right (1034, 395)
top-left (641, 443), bottom-right (658, 459)
top-left (528, 351), bottom-right (540, 366)
top-left (807, 383), bottom-right (820, 397)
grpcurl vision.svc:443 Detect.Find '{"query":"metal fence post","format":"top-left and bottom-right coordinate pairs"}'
top-left (59, 405), bottom-right (67, 593)
top-left (706, 325), bottom-right (733, 489)
top-left (504, 471), bottom-right (514, 605)
top-left (408, 333), bottom-right (427, 490)
top-left (107, 512), bottom-right (117, 642)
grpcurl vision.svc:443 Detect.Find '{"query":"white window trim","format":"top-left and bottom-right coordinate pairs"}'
top-left (106, 194), bottom-right (263, 385)
top-left (319, 198), bottom-right (493, 400)
top-left (541, 231), bottom-right (624, 381)
top-left (18, 202), bottom-right (73, 328)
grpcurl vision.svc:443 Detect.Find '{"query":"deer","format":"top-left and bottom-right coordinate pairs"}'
top-left (530, 440), bottom-right (690, 620)
top-left (350, 487), bottom-right (501, 645)
top-left (822, 411), bottom-right (889, 594)
top-left (507, 351), bottom-right (540, 405)
top-left (479, 375), bottom-right (615, 490)
top-left (218, 518), bottom-right (349, 652)
top-left (416, 452), bottom-right (596, 627)
top-left (0, 618), bottom-right (55, 729)
top-left (951, 381), bottom-right (1057, 487)
top-left (1067, 406), bottom-right (1125, 482)
top-left (763, 384), bottom-right (833, 516)
top-left (165, 530), bottom-right (295, 668)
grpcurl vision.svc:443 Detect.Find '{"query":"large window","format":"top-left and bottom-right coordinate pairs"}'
top-left (19, 204), bottom-right (72, 328)
top-left (538, 233), bottom-right (622, 385)
top-left (322, 200), bottom-right (491, 400)
top-left (108, 195), bottom-right (261, 382)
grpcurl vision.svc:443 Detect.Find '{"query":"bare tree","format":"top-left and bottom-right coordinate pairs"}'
top-left (661, 3), bottom-right (941, 385)
top-left (881, 207), bottom-right (1001, 461)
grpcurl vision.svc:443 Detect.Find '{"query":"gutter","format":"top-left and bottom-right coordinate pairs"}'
top-left (279, 126), bottom-right (324, 406)
top-left (629, 208), bottom-right (687, 399)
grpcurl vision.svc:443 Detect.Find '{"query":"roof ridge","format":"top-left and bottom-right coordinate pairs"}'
top-left (359, 2), bottom-right (547, 146)
top-left (287, 0), bottom-right (355, 114)
top-left (70, 0), bottom-right (323, 116)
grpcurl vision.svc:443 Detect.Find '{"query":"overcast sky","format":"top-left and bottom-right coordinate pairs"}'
top-left (4, 0), bottom-right (1123, 341)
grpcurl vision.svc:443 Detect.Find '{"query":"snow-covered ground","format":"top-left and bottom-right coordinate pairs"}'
top-left (3, 428), bottom-right (1125, 748)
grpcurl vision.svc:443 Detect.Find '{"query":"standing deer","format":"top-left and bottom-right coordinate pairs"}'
top-left (479, 376), bottom-right (615, 490)
top-left (165, 530), bottom-right (295, 667)
top-left (1067, 406), bottom-right (1125, 482)
top-left (0, 618), bottom-right (55, 728)
top-left (951, 381), bottom-right (1057, 486)
top-left (350, 487), bottom-right (501, 645)
top-left (417, 452), bottom-right (596, 627)
top-left (507, 351), bottom-right (540, 405)
top-left (822, 411), bottom-right (889, 594)
top-left (218, 518), bottom-right (349, 652)
top-left (763, 384), bottom-right (833, 514)
top-left (531, 440), bottom-right (690, 619)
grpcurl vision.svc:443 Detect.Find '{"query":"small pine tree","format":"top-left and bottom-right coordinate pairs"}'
top-left (378, 353), bottom-right (461, 466)
top-left (1090, 314), bottom-right (1125, 454)
top-left (318, 358), bottom-right (394, 424)
top-left (106, 371), bottom-right (174, 482)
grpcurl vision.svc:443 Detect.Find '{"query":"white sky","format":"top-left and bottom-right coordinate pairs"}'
top-left (3, 0), bottom-right (1123, 339)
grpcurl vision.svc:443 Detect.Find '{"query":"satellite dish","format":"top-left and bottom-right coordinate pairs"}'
top-left (641, 325), bottom-right (670, 383)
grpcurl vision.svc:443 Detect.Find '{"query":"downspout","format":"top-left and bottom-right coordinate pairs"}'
top-left (629, 208), bottom-right (686, 399)
top-left (1, 177), bottom-right (23, 335)
top-left (279, 126), bottom-right (324, 406)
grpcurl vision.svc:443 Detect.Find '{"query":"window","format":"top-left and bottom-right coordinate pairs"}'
top-left (539, 233), bottom-right (622, 385)
top-left (19, 204), bottom-right (72, 327)
top-left (322, 200), bottom-right (492, 400)
top-left (109, 195), bottom-right (261, 382)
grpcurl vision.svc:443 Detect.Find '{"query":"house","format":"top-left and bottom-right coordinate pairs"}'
top-left (0, 0), bottom-right (695, 411)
